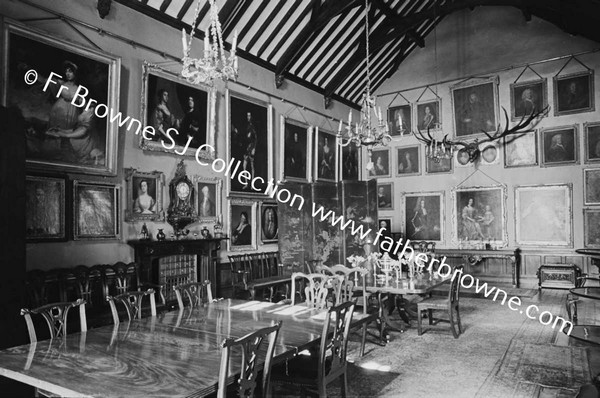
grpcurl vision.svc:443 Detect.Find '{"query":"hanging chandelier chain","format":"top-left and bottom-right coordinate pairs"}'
top-left (365, 0), bottom-right (371, 95)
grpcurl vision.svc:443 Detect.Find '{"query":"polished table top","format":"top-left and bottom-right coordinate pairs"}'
top-left (364, 273), bottom-right (449, 294)
top-left (569, 287), bottom-right (600, 300)
top-left (564, 324), bottom-right (600, 346)
top-left (0, 299), bottom-right (336, 398)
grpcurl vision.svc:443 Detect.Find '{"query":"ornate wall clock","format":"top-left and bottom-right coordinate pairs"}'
top-left (167, 160), bottom-right (196, 234)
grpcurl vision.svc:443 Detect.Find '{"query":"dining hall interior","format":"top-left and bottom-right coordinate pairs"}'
top-left (2, 0), bottom-right (600, 397)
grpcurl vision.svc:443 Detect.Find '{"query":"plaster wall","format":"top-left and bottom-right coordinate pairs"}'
top-left (0, 0), bottom-right (352, 270)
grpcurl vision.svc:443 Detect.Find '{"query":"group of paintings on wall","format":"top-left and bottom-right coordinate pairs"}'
top-left (26, 175), bottom-right (120, 242)
top-left (228, 199), bottom-right (278, 251)
top-left (584, 168), bottom-right (600, 249)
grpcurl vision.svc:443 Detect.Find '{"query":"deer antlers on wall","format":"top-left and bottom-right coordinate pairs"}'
top-left (414, 106), bottom-right (548, 164)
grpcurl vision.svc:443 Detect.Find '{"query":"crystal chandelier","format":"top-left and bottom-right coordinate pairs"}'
top-left (181, 0), bottom-right (238, 86)
top-left (338, 0), bottom-right (392, 160)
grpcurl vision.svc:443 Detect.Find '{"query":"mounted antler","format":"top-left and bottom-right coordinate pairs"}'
top-left (414, 106), bottom-right (548, 164)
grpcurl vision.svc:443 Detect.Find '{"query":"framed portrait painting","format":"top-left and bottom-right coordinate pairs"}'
top-left (124, 168), bottom-right (164, 222)
top-left (377, 182), bottom-right (393, 210)
top-left (259, 202), bottom-right (278, 244)
top-left (2, 21), bottom-right (120, 175)
top-left (388, 104), bottom-right (412, 136)
top-left (367, 148), bottom-right (390, 178)
top-left (584, 122), bottom-right (600, 163)
top-left (279, 116), bottom-right (312, 182)
top-left (314, 127), bottom-right (339, 182)
top-left (584, 168), bottom-right (600, 206)
top-left (540, 125), bottom-right (578, 167)
top-left (73, 181), bottom-right (119, 240)
top-left (341, 144), bottom-right (360, 181)
top-left (453, 186), bottom-right (507, 247)
top-left (451, 78), bottom-right (498, 137)
top-left (504, 130), bottom-right (538, 168)
top-left (228, 198), bottom-right (257, 251)
top-left (415, 99), bottom-right (441, 132)
top-left (194, 176), bottom-right (222, 223)
top-left (403, 191), bottom-right (444, 243)
top-left (140, 63), bottom-right (216, 159)
top-left (515, 184), bottom-right (572, 247)
top-left (26, 175), bottom-right (66, 242)
top-left (377, 218), bottom-right (393, 235)
top-left (510, 78), bottom-right (548, 121)
top-left (553, 70), bottom-right (594, 116)
top-left (226, 91), bottom-right (273, 195)
top-left (584, 209), bottom-right (600, 249)
top-left (396, 145), bottom-right (420, 176)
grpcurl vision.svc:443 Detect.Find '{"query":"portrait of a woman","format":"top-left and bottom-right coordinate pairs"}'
top-left (232, 211), bottom-right (252, 246)
top-left (133, 179), bottom-right (156, 214)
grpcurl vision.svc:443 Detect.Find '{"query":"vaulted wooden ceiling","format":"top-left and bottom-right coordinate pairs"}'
top-left (114, 0), bottom-right (600, 109)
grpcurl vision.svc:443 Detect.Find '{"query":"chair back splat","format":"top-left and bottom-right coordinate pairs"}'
top-left (217, 321), bottom-right (282, 398)
top-left (106, 288), bottom-right (156, 324)
top-left (173, 281), bottom-right (213, 309)
top-left (290, 272), bottom-right (333, 310)
top-left (21, 299), bottom-right (87, 343)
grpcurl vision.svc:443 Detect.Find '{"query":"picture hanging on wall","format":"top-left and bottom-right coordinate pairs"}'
top-left (259, 202), bottom-right (278, 244)
top-left (124, 168), bottom-right (164, 222)
top-left (540, 125), bottom-right (579, 167)
top-left (314, 127), bottom-right (339, 182)
top-left (452, 185), bottom-right (507, 247)
top-left (396, 145), bottom-right (420, 176)
top-left (279, 116), bottom-right (312, 182)
top-left (367, 147), bottom-right (390, 178)
top-left (510, 78), bottom-right (548, 121)
top-left (504, 130), bottom-right (538, 168)
top-left (584, 122), bottom-right (600, 163)
top-left (73, 181), bottom-right (119, 240)
top-left (403, 191), bottom-right (444, 243)
top-left (194, 176), bottom-right (222, 223)
top-left (388, 104), bottom-right (412, 136)
top-left (377, 218), bottom-right (393, 235)
top-left (341, 144), bottom-right (360, 181)
top-left (426, 154), bottom-right (453, 174)
top-left (228, 198), bottom-right (257, 251)
top-left (415, 99), bottom-right (441, 132)
top-left (26, 175), bottom-right (66, 242)
top-left (553, 70), bottom-right (594, 116)
top-left (377, 182), bottom-right (393, 210)
top-left (3, 21), bottom-right (121, 176)
top-left (140, 63), bottom-right (216, 160)
top-left (584, 168), bottom-right (600, 206)
top-left (584, 209), bottom-right (600, 249)
top-left (226, 90), bottom-right (273, 196)
top-left (451, 78), bottom-right (499, 138)
top-left (515, 184), bottom-right (572, 247)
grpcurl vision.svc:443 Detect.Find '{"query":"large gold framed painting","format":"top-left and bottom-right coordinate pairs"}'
top-left (2, 21), bottom-right (121, 175)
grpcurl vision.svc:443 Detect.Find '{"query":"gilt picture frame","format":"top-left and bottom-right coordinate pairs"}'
top-left (279, 116), bottom-right (312, 182)
top-left (403, 191), bottom-right (444, 243)
top-left (504, 130), bottom-right (538, 168)
top-left (228, 198), bottom-right (257, 251)
top-left (314, 127), bottom-right (339, 182)
top-left (584, 122), bottom-right (600, 163)
top-left (584, 168), bottom-right (600, 206)
top-left (451, 78), bottom-right (499, 138)
top-left (26, 175), bottom-right (66, 242)
top-left (259, 202), bottom-right (279, 244)
top-left (540, 125), bottom-right (579, 167)
top-left (73, 181), bottom-right (119, 240)
top-left (194, 176), bottom-right (222, 223)
top-left (3, 21), bottom-right (121, 175)
top-left (509, 78), bottom-right (548, 122)
top-left (553, 70), bottom-right (594, 116)
top-left (124, 168), bottom-right (164, 222)
top-left (140, 63), bottom-right (216, 159)
top-left (584, 208), bottom-right (600, 249)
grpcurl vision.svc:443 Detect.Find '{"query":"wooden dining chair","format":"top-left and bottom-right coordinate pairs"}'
top-left (271, 301), bottom-right (356, 397)
top-left (317, 264), bottom-right (382, 356)
top-left (217, 321), bottom-right (282, 398)
top-left (289, 272), bottom-right (335, 309)
top-left (173, 280), bottom-right (213, 309)
top-left (106, 288), bottom-right (156, 324)
top-left (21, 298), bottom-right (87, 343)
top-left (417, 265), bottom-right (464, 338)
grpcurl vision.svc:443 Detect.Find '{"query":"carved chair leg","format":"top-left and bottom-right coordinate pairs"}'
top-left (417, 308), bottom-right (423, 336)
top-left (341, 372), bottom-right (348, 398)
top-left (360, 323), bottom-right (367, 357)
top-left (456, 305), bottom-right (463, 334)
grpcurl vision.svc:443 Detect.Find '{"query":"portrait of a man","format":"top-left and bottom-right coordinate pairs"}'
top-left (510, 79), bottom-right (547, 121)
top-left (377, 183), bottom-right (393, 210)
top-left (342, 144), bottom-right (359, 180)
top-left (396, 146), bottom-right (420, 176)
top-left (585, 123), bottom-right (600, 163)
top-left (416, 100), bottom-right (440, 131)
top-left (198, 184), bottom-right (216, 217)
top-left (404, 193), bottom-right (443, 241)
top-left (369, 148), bottom-right (390, 178)
top-left (260, 204), bottom-right (278, 243)
top-left (283, 120), bottom-right (308, 181)
top-left (541, 126), bottom-right (578, 166)
top-left (388, 105), bottom-right (412, 136)
top-left (452, 81), bottom-right (497, 137)
top-left (26, 176), bottom-right (65, 241)
top-left (504, 131), bottom-right (538, 167)
top-left (315, 129), bottom-right (337, 181)
top-left (554, 71), bottom-right (594, 115)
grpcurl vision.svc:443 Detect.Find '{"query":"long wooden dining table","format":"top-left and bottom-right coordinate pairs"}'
top-left (0, 299), bottom-right (347, 397)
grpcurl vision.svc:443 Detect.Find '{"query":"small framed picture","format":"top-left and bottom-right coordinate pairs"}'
top-left (340, 143), bottom-right (361, 181)
top-left (124, 168), bottom-right (164, 222)
top-left (584, 168), bottom-right (600, 206)
top-left (314, 127), bottom-right (339, 182)
top-left (416, 99), bottom-right (441, 132)
top-left (228, 198), bottom-right (257, 251)
top-left (259, 202), bottom-right (278, 244)
top-left (584, 122), bottom-right (600, 163)
top-left (194, 176), bottom-right (222, 223)
top-left (377, 218), bottom-right (393, 234)
top-left (426, 155), bottom-right (453, 174)
top-left (540, 125), bottom-right (579, 167)
top-left (368, 148), bottom-right (391, 178)
top-left (479, 142), bottom-right (500, 166)
top-left (377, 183), bottom-right (393, 210)
top-left (553, 70), bottom-right (594, 116)
top-left (387, 105), bottom-right (412, 136)
top-left (396, 145), bottom-right (420, 176)
top-left (73, 181), bottom-right (119, 240)
top-left (510, 79), bottom-right (548, 121)
top-left (504, 130), bottom-right (538, 168)
top-left (26, 175), bottom-right (66, 242)
top-left (280, 116), bottom-right (312, 182)
top-left (584, 209), bottom-right (600, 248)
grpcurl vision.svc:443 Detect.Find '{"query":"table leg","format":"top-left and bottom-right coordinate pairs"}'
top-left (377, 292), bottom-right (408, 333)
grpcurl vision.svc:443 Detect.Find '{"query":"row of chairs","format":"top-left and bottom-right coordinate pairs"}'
top-left (228, 252), bottom-right (282, 299)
